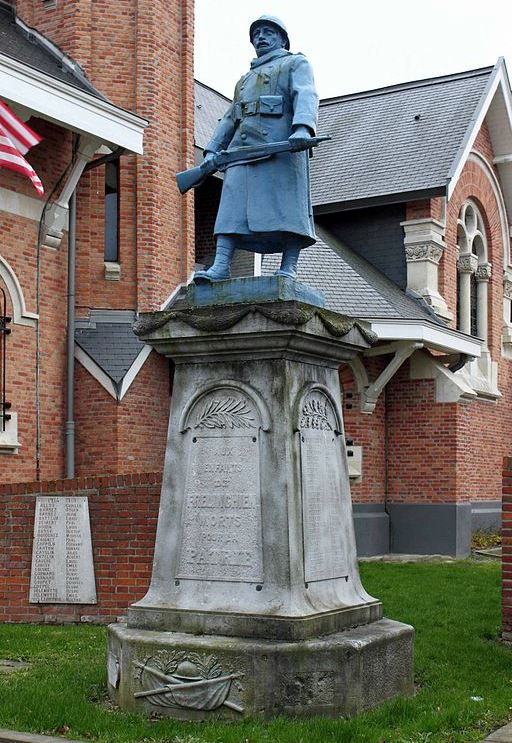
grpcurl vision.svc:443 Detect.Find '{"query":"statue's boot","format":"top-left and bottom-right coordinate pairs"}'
top-left (274, 246), bottom-right (300, 280)
top-left (193, 240), bottom-right (235, 283)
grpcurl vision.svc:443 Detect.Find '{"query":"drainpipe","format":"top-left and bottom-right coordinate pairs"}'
top-left (65, 190), bottom-right (76, 479)
top-left (65, 147), bottom-right (124, 478)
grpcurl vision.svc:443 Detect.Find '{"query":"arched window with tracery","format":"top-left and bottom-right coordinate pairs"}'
top-left (456, 200), bottom-right (491, 342)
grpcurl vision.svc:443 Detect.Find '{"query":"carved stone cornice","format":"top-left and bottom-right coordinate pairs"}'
top-left (133, 301), bottom-right (378, 344)
top-left (475, 263), bottom-right (492, 282)
top-left (405, 245), bottom-right (443, 264)
top-left (457, 254), bottom-right (479, 273)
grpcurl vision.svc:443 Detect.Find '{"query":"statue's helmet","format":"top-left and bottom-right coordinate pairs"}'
top-left (249, 15), bottom-right (290, 51)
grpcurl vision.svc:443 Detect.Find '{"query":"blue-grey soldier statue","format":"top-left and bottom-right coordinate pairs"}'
top-left (193, 15), bottom-right (319, 283)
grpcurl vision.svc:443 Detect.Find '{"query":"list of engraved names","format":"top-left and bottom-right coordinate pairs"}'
top-left (177, 435), bottom-right (263, 582)
top-left (301, 429), bottom-right (347, 583)
top-left (29, 496), bottom-right (97, 604)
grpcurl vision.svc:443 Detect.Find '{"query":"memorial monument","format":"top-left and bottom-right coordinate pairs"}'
top-left (107, 16), bottom-right (414, 719)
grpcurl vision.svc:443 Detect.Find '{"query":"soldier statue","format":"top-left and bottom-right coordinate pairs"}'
top-left (192, 15), bottom-right (319, 283)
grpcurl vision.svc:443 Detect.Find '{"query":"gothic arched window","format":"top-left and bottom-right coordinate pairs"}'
top-left (456, 200), bottom-right (491, 341)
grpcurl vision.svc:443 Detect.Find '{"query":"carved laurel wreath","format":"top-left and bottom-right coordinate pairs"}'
top-left (195, 397), bottom-right (255, 429)
top-left (300, 398), bottom-right (332, 430)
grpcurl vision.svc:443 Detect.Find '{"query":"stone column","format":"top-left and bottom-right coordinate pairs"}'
top-left (475, 263), bottom-right (491, 343)
top-left (106, 278), bottom-right (414, 720)
top-left (457, 254), bottom-right (478, 335)
top-left (402, 218), bottom-right (451, 320)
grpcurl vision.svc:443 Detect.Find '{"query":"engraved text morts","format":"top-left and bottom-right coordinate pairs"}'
top-left (177, 394), bottom-right (263, 583)
top-left (29, 496), bottom-right (96, 604)
top-left (108, 290), bottom-right (414, 719)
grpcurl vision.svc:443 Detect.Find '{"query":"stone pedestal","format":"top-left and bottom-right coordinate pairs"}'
top-left (107, 279), bottom-right (414, 719)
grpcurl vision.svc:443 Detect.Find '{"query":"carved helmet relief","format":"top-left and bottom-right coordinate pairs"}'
top-left (299, 387), bottom-right (340, 432)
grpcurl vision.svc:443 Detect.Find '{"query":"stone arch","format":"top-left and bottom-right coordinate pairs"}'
top-left (0, 255), bottom-right (38, 327)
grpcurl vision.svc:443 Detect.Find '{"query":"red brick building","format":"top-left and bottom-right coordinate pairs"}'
top-left (0, 0), bottom-right (194, 483)
top-left (2, 1), bottom-right (512, 624)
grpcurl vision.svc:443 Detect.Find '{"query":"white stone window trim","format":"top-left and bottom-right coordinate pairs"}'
top-left (456, 199), bottom-right (499, 399)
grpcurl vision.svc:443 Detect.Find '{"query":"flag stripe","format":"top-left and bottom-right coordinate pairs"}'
top-left (0, 125), bottom-right (44, 197)
top-left (0, 100), bottom-right (41, 154)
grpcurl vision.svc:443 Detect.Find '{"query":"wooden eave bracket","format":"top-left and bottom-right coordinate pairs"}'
top-left (356, 341), bottom-right (424, 414)
top-left (41, 135), bottom-right (102, 249)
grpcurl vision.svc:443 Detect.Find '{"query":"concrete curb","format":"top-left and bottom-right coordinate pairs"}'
top-left (0, 731), bottom-right (85, 743)
top-left (481, 722), bottom-right (512, 742)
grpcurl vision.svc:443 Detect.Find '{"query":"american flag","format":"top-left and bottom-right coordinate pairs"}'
top-left (0, 99), bottom-right (44, 197)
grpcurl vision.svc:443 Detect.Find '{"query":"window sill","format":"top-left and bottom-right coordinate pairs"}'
top-left (104, 261), bottom-right (121, 281)
top-left (0, 412), bottom-right (20, 454)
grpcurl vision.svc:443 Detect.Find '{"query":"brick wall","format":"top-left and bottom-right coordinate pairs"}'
top-left (503, 457), bottom-right (511, 639)
top-left (74, 352), bottom-right (171, 477)
top-left (1, 1), bottom-right (195, 481)
top-left (0, 472), bottom-right (161, 623)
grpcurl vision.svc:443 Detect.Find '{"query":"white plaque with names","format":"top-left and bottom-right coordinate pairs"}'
top-left (300, 392), bottom-right (348, 583)
top-left (177, 433), bottom-right (263, 582)
top-left (29, 496), bottom-right (97, 604)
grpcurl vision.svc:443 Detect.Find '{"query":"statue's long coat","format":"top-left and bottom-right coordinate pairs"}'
top-left (205, 48), bottom-right (319, 252)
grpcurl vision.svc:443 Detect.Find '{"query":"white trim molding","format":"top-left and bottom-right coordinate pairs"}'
top-left (75, 343), bottom-right (153, 401)
top-left (0, 53), bottom-right (148, 154)
top-left (0, 255), bottom-right (38, 326)
top-left (0, 186), bottom-right (45, 222)
top-left (447, 59), bottom-right (512, 203)
top-left (368, 318), bottom-right (482, 357)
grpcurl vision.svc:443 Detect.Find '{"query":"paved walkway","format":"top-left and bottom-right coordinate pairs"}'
top-left (0, 731), bottom-right (85, 743)
top-left (481, 722), bottom-right (512, 742)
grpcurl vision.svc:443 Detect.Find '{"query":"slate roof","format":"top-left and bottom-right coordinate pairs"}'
top-left (261, 226), bottom-right (442, 324)
top-left (0, 4), bottom-right (107, 100)
top-left (312, 67), bottom-right (493, 209)
top-left (194, 65), bottom-right (494, 208)
top-left (195, 80), bottom-right (231, 151)
top-left (75, 316), bottom-right (145, 385)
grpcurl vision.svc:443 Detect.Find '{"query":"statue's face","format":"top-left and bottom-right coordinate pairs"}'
top-left (251, 24), bottom-right (285, 57)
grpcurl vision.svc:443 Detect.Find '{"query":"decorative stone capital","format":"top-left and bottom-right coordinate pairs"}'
top-left (401, 217), bottom-right (451, 321)
top-left (504, 278), bottom-right (512, 300)
top-left (475, 263), bottom-right (492, 282)
top-left (457, 254), bottom-right (479, 273)
top-left (405, 244), bottom-right (443, 264)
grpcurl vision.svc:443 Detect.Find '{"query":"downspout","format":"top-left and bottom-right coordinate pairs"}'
top-left (65, 190), bottom-right (76, 479)
top-left (65, 148), bottom-right (124, 478)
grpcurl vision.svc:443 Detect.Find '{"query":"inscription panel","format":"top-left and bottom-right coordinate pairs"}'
top-left (29, 496), bottom-right (97, 604)
top-left (177, 434), bottom-right (263, 582)
top-left (300, 391), bottom-right (347, 582)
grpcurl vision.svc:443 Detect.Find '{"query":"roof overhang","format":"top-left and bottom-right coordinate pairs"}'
top-left (0, 52), bottom-right (148, 154)
top-left (368, 318), bottom-right (482, 357)
top-left (313, 186), bottom-right (445, 215)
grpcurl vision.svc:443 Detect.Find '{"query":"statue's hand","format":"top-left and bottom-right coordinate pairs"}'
top-left (288, 126), bottom-right (313, 152)
top-left (201, 151), bottom-right (217, 173)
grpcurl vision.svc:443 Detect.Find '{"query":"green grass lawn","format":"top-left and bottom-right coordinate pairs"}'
top-left (0, 561), bottom-right (510, 743)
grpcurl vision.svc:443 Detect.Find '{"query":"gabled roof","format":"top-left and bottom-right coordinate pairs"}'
top-left (312, 66), bottom-right (493, 210)
top-left (195, 80), bottom-right (231, 152)
top-left (261, 226), bottom-right (481, 357)
top-left (194, 60), bottom-right (512, 215)
top-left (74, 311), bottom-right (149, 401)
top-left (0, 4), bottom-right (105, 100)
top-left (261, 226), bottom-right (439, 323)
top-left (0, 4), bottom-right (147, 153)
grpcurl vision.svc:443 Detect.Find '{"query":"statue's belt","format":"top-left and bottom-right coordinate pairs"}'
top-left (232, 95), bottom-right (283, 121)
